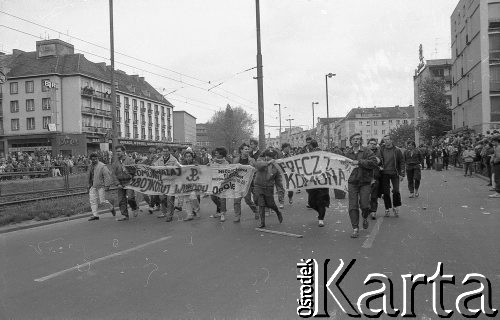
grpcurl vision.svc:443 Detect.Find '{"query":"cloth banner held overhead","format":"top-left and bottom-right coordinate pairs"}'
top-left (124, 164), bottom-right (255, 198)
top-left (273, 151), bottom-right (354, 192)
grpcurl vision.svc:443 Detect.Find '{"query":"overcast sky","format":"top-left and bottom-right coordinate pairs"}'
top-left (0, 0), bottom-right (458, 137)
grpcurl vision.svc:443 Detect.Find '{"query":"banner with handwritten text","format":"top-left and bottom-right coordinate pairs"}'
top-left (273, 151), bottom-right (353, 192)
top-left (124, 164), bottom-right (256, 198)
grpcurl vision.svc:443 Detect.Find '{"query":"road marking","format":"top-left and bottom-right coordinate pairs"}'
top-left (255, 228), bottom-right (303, 238)
top-left (362, 217), bottom-right (383, 249)
top-left (34, 236), bottom-right (172, 282)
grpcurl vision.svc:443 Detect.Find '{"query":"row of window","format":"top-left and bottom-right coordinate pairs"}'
top-left (10, 116), bottom-right (52, 131)
top-left (10, 99), bottom-right (51, 113)
top-left (9, 79), bottom-right (53, 94)
top-left (120, 96), bottom-right (170, 116)
top-left (358, 119), bottom-right (412, 126)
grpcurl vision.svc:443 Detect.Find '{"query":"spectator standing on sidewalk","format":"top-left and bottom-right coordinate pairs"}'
top-left (489, 135), bottom-right (500, 198)
top-left (380, 134), bottom-right (405, 217)
top-left (88, 153), bottom-right (115, 221)
top-left (344, 133), bottom-right (378, 238)
top-left (111, 145), bottom-right (140, 221)
top-left (462, 145), bottom-right (475, 177)
top-left (404, 141), bottom-right (423, 198)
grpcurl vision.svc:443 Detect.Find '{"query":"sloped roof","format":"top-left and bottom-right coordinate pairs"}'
top-left (345, 106), bottom-right (414, 120)
top-left (4, 50), bottom-right (172, 107)
top-left (318, 117), bottom-right (343, 125)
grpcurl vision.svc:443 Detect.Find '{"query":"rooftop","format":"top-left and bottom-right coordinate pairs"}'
top-left (345, 105), bottom-right (414, 120)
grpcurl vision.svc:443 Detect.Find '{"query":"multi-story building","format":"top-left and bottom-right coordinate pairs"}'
top-left (413, 55), bottom-right (452, 144)
top-left (195, 123), bottom-right (214, 149)
top-left (337, 106), bottom-right (415, 146)
top-left (316, 117), bottom-right (343, 149)
top-left (450, 0), bottom-right (500, 133)
top-left (172, 110), bottom-right (196, 145)
top-left (0, 39), bottom-right (175, 156)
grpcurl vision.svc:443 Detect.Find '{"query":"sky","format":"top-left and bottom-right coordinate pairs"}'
top-left (0, 0), bottom-right (459, 138)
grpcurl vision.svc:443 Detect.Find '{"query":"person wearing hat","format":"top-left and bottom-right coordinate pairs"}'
top-left (489, 135), bottom-right (500, 198)
top-left (87, 152), bottom-right (115, 221)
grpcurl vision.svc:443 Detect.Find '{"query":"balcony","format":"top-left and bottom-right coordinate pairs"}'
top-left (81, 88), bottom-right (111, 101)
top-left (125, 119), bottom-right (130, 124)
top-left (96, 109), bottom-right (112, 117)
top-left (81, 107), bottom-right (97, 114)
top-left (148, 109), bottom-right (152, 114)
top-left (141, 108), bottom-right (146, 113)
top-left (490, 80), bottom-right (500, 92)
top-left (133, 106), bottom-right (138, 111)
top-left (133, 120), bottom-right (138, 125)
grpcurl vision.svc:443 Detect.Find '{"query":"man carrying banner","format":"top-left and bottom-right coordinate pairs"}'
top-left (142, 147), bottom-right (160, 214)
top-left (305, 140), bottom-right (330, 227)
top-left (232, 143), bottom-right (259, 222)
top-left (111, 145), bottom-right (140, 221)
top-left (209, 147), bottom-right (230, 222)
top-left (155, 145), bottom-right (181, 222)
top-left (344, 133), bottom-right (378, 238)
top-left (87, 152), bottom-right (114, 221)
top-left (254, 149), bottom-right (283, 228)
top-left (181, 149), bottom-right (201, 221)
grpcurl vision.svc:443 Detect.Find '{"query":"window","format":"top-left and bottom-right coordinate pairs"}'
top-left (133, 99), bottom-right (137, 107)
top-left (382, 130), bottom-right (386, 135)
top-left (381, 120), bottom-right (385, 125)
top-left (154, 105), bottom-right (158, 112)
top-left (25, 81), bottom-right (34, 93)
top-left (389, 120), bottom-right (393, 124)
top-left (373, 121), bottom-right (377, 126)
top-left (10, 82), bottom-right (18, 94)
top-left (41, 79), bottom-right (50, 92)
top-left (116, 94), bottom-right (120, 104)
top-left (374, 129), bottom-right (378, 135)
top-left (141, 127), bottom-right (146, 136)
top-left (10, 100), bottom-right (19, 113)
top-left (403, 120), bottom-right (408, 124)
top-left (26, 99), bottom-right (35, 111)
top-left (148, 128), bottom-right (153, 139)
top-left (11, 119), bottom-right (20, 131)
top-left (161, 106), bottom-right (165, 114)
top-left (42, 98), bottom-right (51, 110)
top-left (124, 97), bottom-right (129, 107)
top-left (43, 116), bottom-right (51, 129)
top-left (133, 112), bottom-right (138, 121)
top-left (140, 101), bottom-right (145, 110)
top-left (359, 121), bottom-right (363, 125)
top-left (396, 120), bottom-right (400, 125)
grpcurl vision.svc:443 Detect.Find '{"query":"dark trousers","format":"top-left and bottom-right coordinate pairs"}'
top-left (117, 187), bottom-right (138, 216)
top-left (494, 164), bottom-right (500, 193)
top-left (144, 195), bottom-right (160, 208)
top-left (348, 183), bottom-right (371, 229)
top-left (464, 162), bottom-right (473, 175)
top-left (425, 156), bottom-right (432, 169)
top-left (210, 195), bottom-right (227, 213)
top-left (370, 180), bottom-right (380, 213)
top-left (406, 167), bottom-right (421, 193)
top-left (443, 157), bottom-right (449, 169)
top-left (381, 174), bottom-right (401, 209)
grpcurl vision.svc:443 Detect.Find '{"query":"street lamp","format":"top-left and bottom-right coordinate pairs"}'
top-left (312, 102), bottom-right (319, 129)
top-left (325, 73), bottom-right (336, 150)
top-left (274, 103), bottom-right (282, 145)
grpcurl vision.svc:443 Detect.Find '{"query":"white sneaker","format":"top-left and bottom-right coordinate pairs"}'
top-left (488, 193), bottom-right (500, 198)
top-left (279, 204), bottom-right (284, 209)
top-left (318, 220), bottom-right (325, 227)
top-left (409, 193), bottom-right (414, 198)
top-left (220, 213), bottom-right (226, 222)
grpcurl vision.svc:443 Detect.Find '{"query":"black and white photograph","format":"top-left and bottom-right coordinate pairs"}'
top-left (0, 0), bottom-right (499, 319)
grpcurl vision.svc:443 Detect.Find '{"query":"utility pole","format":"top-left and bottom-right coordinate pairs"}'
top-left (312, 102), bottom-right (318, 130)
top-left (255, 0), bottom-right (265, 149)
top-left (109, 0), bottom-right (118, 162)
top-left (285, 117), bottom-right (294, 143)
top-left (274, 103), bottom-right (281, 146)
top-left (325, 73), bottom-right (336, 150)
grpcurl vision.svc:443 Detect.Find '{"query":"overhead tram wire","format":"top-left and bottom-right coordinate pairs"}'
top-left (0, 25), bottom-right (253, 109)
top-left (0, 10), bottom-right (257, 106)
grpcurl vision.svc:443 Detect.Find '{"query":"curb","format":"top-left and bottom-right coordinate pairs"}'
top-left (450, 165), bottom-right (490, 182)
top-left (0, 201), bottom-right (149, 235)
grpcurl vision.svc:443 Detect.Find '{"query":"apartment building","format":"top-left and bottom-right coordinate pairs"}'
top-left (172, 111), bottom-right (196, 145)
top-left (0, 39), bottom-right (174, 156)
top-left (450, 0), bottom-right (500, 133)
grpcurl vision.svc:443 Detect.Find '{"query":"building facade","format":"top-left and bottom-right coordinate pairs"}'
top-left (450, 0), bottom-right (500, 133)
top-left (0, 39), bottom-right (175, 156)
top-left (316, 117), bottom-right (343, 149)
top-left (195, 123), bottom-right (214, 149)
top-left (338, 106), bottom-right (415, 146)
top-left (413, 57), bottom-right (452, 144)
top-left (172, 111), bottom-right (196, 145)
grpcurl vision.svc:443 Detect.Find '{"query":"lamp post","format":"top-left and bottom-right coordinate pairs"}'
top-left (325, 73), bottom-right (336, 150)
top-left (285, 117), bottom-right (294, 144)
top-left (274, 103), bottom-right (282, 146)
top-left (109, 0), bottom-right (118, 163)
top-left (255, 0), bottom-right (265, 149)
top-left (312, 102), bottom-right (319, 130)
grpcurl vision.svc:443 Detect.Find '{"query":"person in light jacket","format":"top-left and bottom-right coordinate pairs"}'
top-left (88, 153), bottom-right (114, 221)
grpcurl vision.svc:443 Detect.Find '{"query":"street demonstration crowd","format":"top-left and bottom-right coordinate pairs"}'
top-left (84, 131), bottom-right (500, 239)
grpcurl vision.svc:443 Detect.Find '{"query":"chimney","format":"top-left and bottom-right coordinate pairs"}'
top-left (12, 49), bottom-right (24, 56)
top-left (139, 76), bottom-right (144, 82)
top-left (36, 39), bottom-right (74, 58)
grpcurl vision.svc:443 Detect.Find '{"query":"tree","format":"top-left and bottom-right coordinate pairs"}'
top-left (206, 104), bottom-right (256, 152)
top-left (389, 123), bottom-right (415, 147)
top-left (416, 77), bottom-right (452, 143)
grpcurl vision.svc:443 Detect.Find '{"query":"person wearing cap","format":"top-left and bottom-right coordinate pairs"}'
top-left (344, 133), bottom-right (378, 238)
top-left (87, 153), bottom-right (115, 221)
top-left (489, 135), bottom-right (500, 198)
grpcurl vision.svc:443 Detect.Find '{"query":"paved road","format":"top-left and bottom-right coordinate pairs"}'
top-left (1, 168), bottom-right (499, 319)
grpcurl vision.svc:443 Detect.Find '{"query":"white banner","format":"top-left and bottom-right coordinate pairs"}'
top-left (274, 151), bottom-right (354, 192)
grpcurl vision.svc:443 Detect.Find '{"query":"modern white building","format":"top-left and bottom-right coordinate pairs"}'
top-left (450, 0), bottom-right (500, 133)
